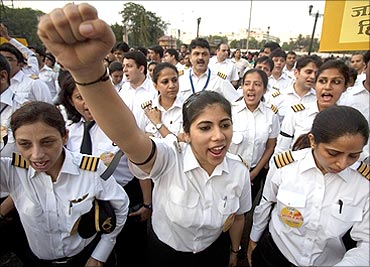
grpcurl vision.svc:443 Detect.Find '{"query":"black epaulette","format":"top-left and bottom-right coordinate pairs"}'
top-left (272, 91), bottom-right (280, 97)
top-left (270, 104), bottom-right (278, 114)
top-left (80, 156), bottom-right (100, 172)
top-left (178, 69), bottom-right (184, 76)
top-left (291, 104), bottom-right (305, 112)
top-left (273, 151), bottom-right (294, 168)
top-left (217, 71), bottom-right (227, 80)
top-left (357, 161), bottom-right (370, 180)
top-left (237, 154), bottom-right (250, 169)
top-left (12, 153), bottom-right (29, 169)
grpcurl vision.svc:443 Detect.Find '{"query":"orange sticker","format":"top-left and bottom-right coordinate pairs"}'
top-left (223, 213), bottom-right (236, 232)
top-left (280, 207), bottom-right (303, 228)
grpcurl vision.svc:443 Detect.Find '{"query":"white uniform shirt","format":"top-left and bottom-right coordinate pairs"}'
top-left (274, 83), bottom-right (317, 121)
top-left (143, 95), bottom-right (184, 138)
top-left (0, 149), bottom-right (129, 262)
top-left (9, 38), bottom-right (39, 76)
top-left (10, 70), bottom-right (52, 104)
top-left (274, 101), bottom-right (319, 155)
top-left (209, 57), bottom-right (239, 83)
top-left (229, 100), bottom-right (279, 168)
top-left (283, 65), bottom-right (295, 80)
top-left (118, 77), bottom-right (157, 131)
top-left (129, 135), bottom-right (252, 253)
top-left (251, 149), bottom-right (369, 266)
top-left (39, 65), bottom-right (58, 100)
top-left (231, 57), bottom-right (250, 79)
top-left (339, 83), bottom-right (369, 125)
top-left (178, 68), bottom-right (240, 103)
top-left (67, 120), bottom-right (133, 187)
top-left (268, 72), bottom-right (293, 94)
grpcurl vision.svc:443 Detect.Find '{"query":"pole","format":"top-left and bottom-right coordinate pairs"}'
top-left (308, 11), bottom-right (319, 55)
top-left (196, 17), bottom-right (201, 38)
top-left (246, 0), bottom-right (253, 51)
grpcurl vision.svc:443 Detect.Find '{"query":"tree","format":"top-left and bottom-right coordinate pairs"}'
top-left (111, 23), bottom-right (125, 43)
top-left (119, 2), bottom-right (168, 48)
top-left (1, 6), bottom-right (44, 46)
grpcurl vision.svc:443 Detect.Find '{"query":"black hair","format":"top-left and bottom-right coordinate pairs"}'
top-left (0, 42), bottom-right (24, 63)
top-left (269, 48), bottom-right (286, 60)
top-left (152, 62), bottom-right (178, 84)
top-left (10, 101), bottom-right (66, 138)
top-left (149, 45), bottom-right (164, 58)
top-left (56, 70), bottom-right (81, 123)
top-left (189, 38), bottom-right (210, 52)
top-left (164, 48), bottom-right (179, 62)
top-left (295, 55), bottom-right (322, 71)
top-left (254, 56), bottom-right (274, 72)
top-left (315, 59), bottom-right (349, 86)
top-left (182, 91), bottom-right (231, 133)
top-left (113, 41), bottom-right (130, 53)
top-left (123, 51), bottom-right (148, 75)
top-left (363, 50), bottom-right (370, 65)
top-left (109, 61), bottom-right (123, 74)
top-left (242, 68), bottom-right (268, 91)
top-left (263, 42), bottom-right (281, 52)
top-left (311, 105), bottom-right (369, 145)
top-left (0, 53), bottom-right (11, 85)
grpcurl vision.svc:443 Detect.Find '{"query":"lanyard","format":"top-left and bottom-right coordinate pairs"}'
top-left (189, 68), bottom-right (211, 94)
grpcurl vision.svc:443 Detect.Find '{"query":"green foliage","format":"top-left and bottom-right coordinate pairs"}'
top-left (119, 2), bottom-right (168, 48)
top-left (111, 23), bottom-right (124, 43)
top-left (1, 6), bottom-right (45, 46)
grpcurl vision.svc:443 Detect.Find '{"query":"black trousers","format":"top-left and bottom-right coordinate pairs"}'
top-left (147, 222), bottom-right (230, 267)
top-left (251, 231), bottom-right (296, 267)
top-left (250, 167), bottom-right (268, 203)
top-left (115, 177), bottom-right (149, 267)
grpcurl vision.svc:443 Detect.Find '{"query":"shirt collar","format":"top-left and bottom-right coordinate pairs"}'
top-left (0, 88), bottom-right (15, 106)
top-left (29, 148), bottom-right (81, 179)
top-left (299, 148), bottom-right (350, 182)
top-left (183, 144), bottom-right (230, 176)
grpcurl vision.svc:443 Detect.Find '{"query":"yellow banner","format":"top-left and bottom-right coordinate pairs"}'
top-left (320, 0), bottom-right (370, 52)
top-left (0, 37), bottom-right (28, 46)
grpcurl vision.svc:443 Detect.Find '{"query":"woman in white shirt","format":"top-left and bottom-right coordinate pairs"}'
top-left (37, 4), bottom-right (252, 266)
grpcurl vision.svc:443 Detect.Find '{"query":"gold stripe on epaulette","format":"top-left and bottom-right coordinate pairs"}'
top-left (178, 70), bottom-right (184, 76)
top-left (272, 91), bottom-right (280, 97)
top-left (217, 71), bottom-right (227, 80)
top-left (271, 104), bottom-right (278, 114)
top-left (274, 151), bottom-right (294, 168)
top-left (237, 154), bottom-right (250, 170)
top-left (357, 161), bottom-right (370, 180)
top-left (291, 104), bottom-right (305, 112)
top-left (80, 156), bottom-right (99, 172)
top-left (11, 153), bottom-right (29, 169)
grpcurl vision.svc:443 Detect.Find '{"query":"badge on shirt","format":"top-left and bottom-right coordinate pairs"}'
top-left (223, 213), bottom-right (236, 232)
top-left (280, 207), bottom-right (303, 228)
top-left (100, 151), bottom-right (115, 166)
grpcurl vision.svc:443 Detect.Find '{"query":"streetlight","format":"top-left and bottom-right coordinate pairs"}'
top-left (246, 0), bottom-right (253, 51)
top-left (308, 5), bottom-right (323, 55)
top-left (267, 26), bottom-right (270, 42)
top-left (196, 17), bottom-right (201, 38)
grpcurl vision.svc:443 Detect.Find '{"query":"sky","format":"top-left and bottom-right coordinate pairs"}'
top-left (13, 0), bottom-right (327, 43)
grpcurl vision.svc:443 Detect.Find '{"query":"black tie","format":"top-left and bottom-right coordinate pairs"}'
top-left (80, 121), bottom-right (95, 155)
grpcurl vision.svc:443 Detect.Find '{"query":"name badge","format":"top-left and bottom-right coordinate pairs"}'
top-left (280, 207), bottom-right (303, 228)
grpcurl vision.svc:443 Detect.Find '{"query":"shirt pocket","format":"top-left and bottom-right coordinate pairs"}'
top-left (18, 199), bottom-right (44, 232)
top-left (166, 186), bottom-right (200, 228)
top-left (276, 189), bottom-right (306, 231)
top-left (217, 195), bottom-right (240, 228)
top-left (325, 200), bottom-right (363, 238)
top-left (67, 196), bottom-right (93, 234)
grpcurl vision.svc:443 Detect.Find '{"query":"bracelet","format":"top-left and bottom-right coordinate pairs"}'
top-left (130, 139), bottom-right (156, 166)
top-left (142, 203), bottom-right (152, 210)
top-left (74, 67), bottom-right (110, 86)
top-left (230, 245), bottom-right (241, 254)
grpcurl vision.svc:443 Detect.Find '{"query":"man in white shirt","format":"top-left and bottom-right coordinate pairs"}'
top-left (0, 43), bottom-right (52, 104)
top-left (178, 38), bottom-right (239, 103)
top-left (163, 48), bottom-right (185, 74)
top-left (350, 52), bottom-right (366, 86)
top-left (268, 49), bottom-right (293, 94)
top-left (209, 43), bottom-right (239, 88)
top-left (283, 51), bottom-right (297, 80)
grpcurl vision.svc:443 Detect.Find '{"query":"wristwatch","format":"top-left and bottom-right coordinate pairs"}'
top-left (155, 123), bottom-right (163, 130)
top-left (230, 245), bottom-right (241, 254)
top-left (142, 203), bottom-right (152, 210)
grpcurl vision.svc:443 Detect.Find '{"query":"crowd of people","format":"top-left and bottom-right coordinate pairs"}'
top-left (0, 2), bottom-right (369, 267)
